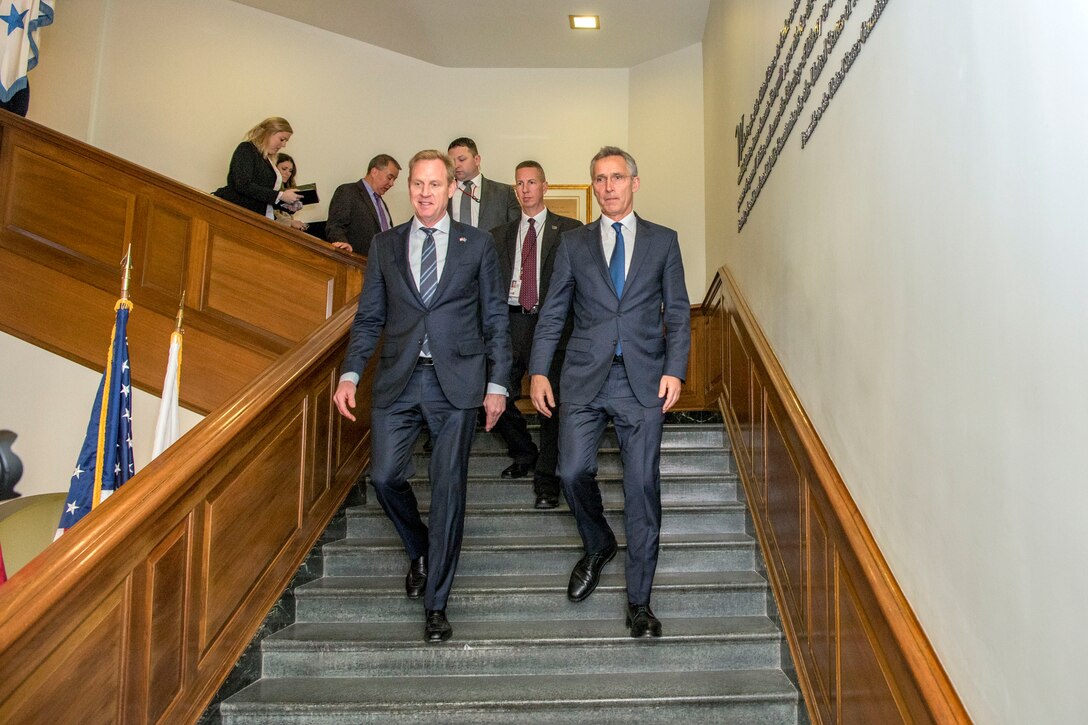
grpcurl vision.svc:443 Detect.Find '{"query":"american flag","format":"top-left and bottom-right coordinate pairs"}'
top-left (55, 299), bottom-right (135, 539)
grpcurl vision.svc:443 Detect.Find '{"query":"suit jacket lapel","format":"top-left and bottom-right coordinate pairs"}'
top-left (540, 212), bottom-right (563, 268)
top-left (433, 221), bottom-right (467, 303)
top-left (394, 224), bottom-right (423, 305)
top-left (503, 223), bottom-right (518, 282)
top-left (624, 214), bottom-right (652, 295)
top-left (586, 219), bottom-right (620, 298)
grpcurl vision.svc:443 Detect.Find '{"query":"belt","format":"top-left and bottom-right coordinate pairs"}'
top-left (509, 304), bottom-right (538, 315)
top-left (417, 357), bottom-right (434, 366)
top-left (612, 355), bottom-right (624, 364)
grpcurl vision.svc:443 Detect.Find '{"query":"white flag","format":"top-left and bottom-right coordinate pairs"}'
top-left (152, 330), bottom-right (182, 458)
top-left (0, 0), bottom-right (54, 103)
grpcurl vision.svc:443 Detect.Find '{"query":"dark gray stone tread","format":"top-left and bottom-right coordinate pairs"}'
top-left (265, 615), bottom-right (782, 649)
top-left (346, 500), bottom-right (745, 517)
top-left (296, 569), bottom-right (768, 596)
top-left (222, 668), bottom-right (796, 709)
top-left (324, 531), bottom-right (755, 553)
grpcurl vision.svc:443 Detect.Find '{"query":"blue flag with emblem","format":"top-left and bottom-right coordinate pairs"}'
top-left (0, 0), bottom-right (54, 103)
top-left (55, 298), bottom-right (136, 539)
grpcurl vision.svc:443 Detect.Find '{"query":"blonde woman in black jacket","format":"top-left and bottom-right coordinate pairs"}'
top-left (213, 117), bottom-right (302, 219)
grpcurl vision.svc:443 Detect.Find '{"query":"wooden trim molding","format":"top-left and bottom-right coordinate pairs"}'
top-left (0, 112), bottom-right (366, 414)
top-left (705, 266), bottom-right (970, 724)
top-left (0, 304), bottom-right (373, 723)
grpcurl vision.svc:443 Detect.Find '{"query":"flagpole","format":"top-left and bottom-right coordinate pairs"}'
top-left (175, 291), bottom-right (186, 332)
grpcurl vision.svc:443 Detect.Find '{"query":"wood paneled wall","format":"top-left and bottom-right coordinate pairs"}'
top-left (0, 303), bottom-right (373, 723)
top-left (0, 113), bottom-right (365, 413)
top-left (705, 267), bottom-right (969, 724)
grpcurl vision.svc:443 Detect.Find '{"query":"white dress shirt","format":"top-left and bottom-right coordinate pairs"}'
top-left (600, 211), bottom-right (636, 279)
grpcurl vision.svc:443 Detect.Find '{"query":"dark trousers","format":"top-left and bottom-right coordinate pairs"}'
top-left (489, 310), bottom-right (563, 495)
top-left (557, 361), bottom-right (663, 606)
top-left (369, 363), bottom-right (477, 611)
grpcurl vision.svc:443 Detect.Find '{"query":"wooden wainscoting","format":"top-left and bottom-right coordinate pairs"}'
top-left (673, 303), bottom-right (708, 411)
top-left (705, 267), bottom-right (969, 724)
top-left (0, 304), bottom-right (373, 723)
top-left (0, 113), bottom-right (365, 413)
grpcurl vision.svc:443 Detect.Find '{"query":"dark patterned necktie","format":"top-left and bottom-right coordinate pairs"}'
top-left (419, 227), bottom-right (438, 356)
top-left (459, 180), bottom-right (474, 225)
top-left (374, 192), bottom-right (389, 231)
top-left (519, 218), bottom-right (538, 310)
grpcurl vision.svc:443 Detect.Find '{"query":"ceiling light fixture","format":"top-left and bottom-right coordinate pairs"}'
top-left (569, 15), bottom-right (600, 30)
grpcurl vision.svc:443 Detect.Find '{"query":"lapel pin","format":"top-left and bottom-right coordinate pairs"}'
top-left (458, 236), bottom-right (467, 243)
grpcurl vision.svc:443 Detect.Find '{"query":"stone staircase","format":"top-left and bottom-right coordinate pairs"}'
top-left (220, 421), bottom-right (802, 723)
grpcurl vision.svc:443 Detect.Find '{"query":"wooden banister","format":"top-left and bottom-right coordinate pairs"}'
top-left (706, 266), bottom-right (969, 723)
top-left (0, 112), bottom-right (366, 414)
top-left (0, 302), bottom-right (374, 722)
top-left (0, 113), bottom-right (374, 721)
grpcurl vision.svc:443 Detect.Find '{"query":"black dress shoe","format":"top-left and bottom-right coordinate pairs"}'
top-left (405, 556), bottom-right (427, 600)
top-left (534, 490), bottom-right (560, 509)
top-left (567, 543), bottom-right (617, 601)
top-left (626, 603), bottom-right (662, 638)
top-left (501, 461), bottom-right (533, 479)
top-left (424, 609), bottom-right (452, 642)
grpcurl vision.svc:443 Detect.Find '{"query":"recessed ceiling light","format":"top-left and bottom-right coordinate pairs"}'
top-left (569, 15), bottom-right (600, 30)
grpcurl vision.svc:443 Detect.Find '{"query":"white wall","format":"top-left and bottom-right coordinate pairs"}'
top-left (704, 1), bottom-right (1088, 723)
top-left (630, 44), bottom-right (707, 299)
top-left (15, 0), bottom-right (710, 487)
top-left (0, 332), bottom-right (203, 498)
top-left (28, 0), bottom-right (632, 239)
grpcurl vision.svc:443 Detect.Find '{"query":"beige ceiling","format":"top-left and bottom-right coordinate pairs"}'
top-left (229, 0), bottom-right (711, 68)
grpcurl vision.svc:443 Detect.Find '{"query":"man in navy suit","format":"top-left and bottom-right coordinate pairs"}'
top-left (530, 146), bottom-right (690, 638)
top-left (447, 137), bottom-right (520, 232)
top-left (326, 154), bottom-right (400, 256)
top-left (334, 150), bottom-right (511, 643)
top-left (489, 161), bottom-right (582, 506)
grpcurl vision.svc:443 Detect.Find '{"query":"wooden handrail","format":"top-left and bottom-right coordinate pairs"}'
top-left (707, 265), bottom-right (969, 723)
top-left (0, 302), bottom-right (373, 722)
top-left (0, 112), bottom-right (366, 413)
top-left (0, 112), bottom-right (375, 722)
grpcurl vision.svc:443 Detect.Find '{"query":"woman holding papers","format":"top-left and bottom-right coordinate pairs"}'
top-left (212, 117), bottom-right (303, 220)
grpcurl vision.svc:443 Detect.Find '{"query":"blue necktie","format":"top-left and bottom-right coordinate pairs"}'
top-left (610, 221), bottom-right (625, 355)
top-left (419, 227), bottom-right (438, 356)
top-left (609, 221), bottom-right (625, 299)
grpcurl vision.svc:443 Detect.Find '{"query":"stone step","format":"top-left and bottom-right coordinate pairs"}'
top-left (409, 446), bottom-right (732, 479)
top-left (295, 571), bottom-right (770, 623)
top-left (346, 501), bottom-right (747, 538)
top-left (220, 669), bottom-right (798, 724)
top-left (459, 423), bottom-right (728, 453)
top-left (323, 532), bottom-right (758, 577)
top-left (260, 616), bottom-right (784, 678)
top-left (403, 472), bottom-right (738, 504)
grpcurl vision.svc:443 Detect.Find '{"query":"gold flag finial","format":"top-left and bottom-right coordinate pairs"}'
top-left (120, 244), bottom-right (133, 301)
top-left (175, 291), bottom-right (186, 332)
